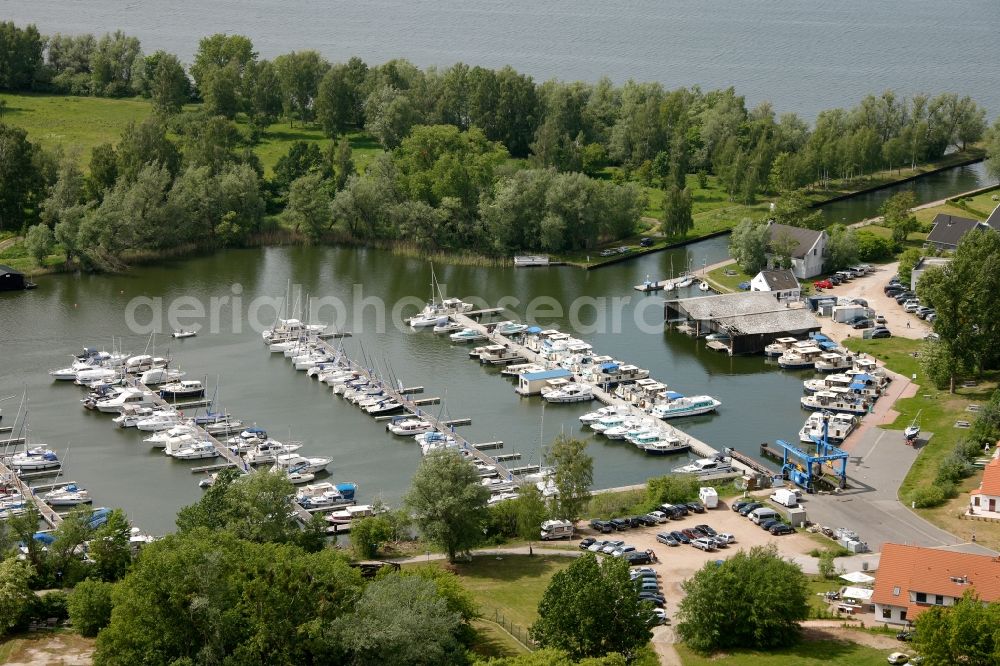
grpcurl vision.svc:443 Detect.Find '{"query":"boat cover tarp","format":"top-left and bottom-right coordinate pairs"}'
top-left (849, 382), bottom-right (867, 390)
top-left (818, 341), bottom-right (839, 350)
top-left (853, 373), bottom-right (872, 382)
top-left (663, 391), bottom-right (685, 400)
top-left (600, 362), bottom-right (620, 372)
top-left (525, 326), bottom-right (543, 334)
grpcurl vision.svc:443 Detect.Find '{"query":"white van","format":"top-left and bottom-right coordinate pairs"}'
top-left (540, 519), bottom-right (574, 540)
top-left (749, 507), bottom-right (779, 525)
top-left (699, 487), bottom-right (719, 509)
top-left (770, 489), bottom-right (798, 508)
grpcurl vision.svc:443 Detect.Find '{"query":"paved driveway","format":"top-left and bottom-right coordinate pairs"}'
top-left (802, 426), bottom-right (996, 555)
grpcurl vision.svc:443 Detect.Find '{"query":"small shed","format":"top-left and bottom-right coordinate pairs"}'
top-left (0, 265), bottom-right (28, 291)
top-left (515, 368), bottom-right (572, 396)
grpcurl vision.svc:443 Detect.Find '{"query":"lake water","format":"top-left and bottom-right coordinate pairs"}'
top-left (4, 0), bottom-right (999, 118)
top-left (0, 238), bottom-right (821, 533)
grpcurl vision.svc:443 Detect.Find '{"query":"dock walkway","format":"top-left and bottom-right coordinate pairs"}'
top-left (0, 459), bottom-right (63, 527)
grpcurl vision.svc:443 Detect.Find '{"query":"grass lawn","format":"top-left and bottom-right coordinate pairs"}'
top-left (805, 576), bottom-right (843, 619)
top-left (842, 337), bottom-right (1000, 550)
top-left (706, 264), bottom-right (751, 293)
top-left (914, 202), bottom-right (971, 226)
top-left (412, 554), bottom-right (571, 629)
top-left (469, 619), bottom-right (530, 659)
top-left (950, 188), bottom-right (1000, 219)
top-left (676, 640), bottom-right (891, 666)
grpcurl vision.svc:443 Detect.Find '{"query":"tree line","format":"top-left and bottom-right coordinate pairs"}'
top-left (2, 23), bottom-right (997, 263)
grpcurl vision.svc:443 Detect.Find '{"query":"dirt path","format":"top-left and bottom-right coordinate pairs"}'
top-left (3, 632), bottom-right (94, 666)
top-left (0, 236), bottom-right (21, 253)
top-left (801, 622), bottom-right (899, 650)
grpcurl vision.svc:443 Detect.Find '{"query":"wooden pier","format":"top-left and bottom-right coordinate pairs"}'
top-left (0, 460), bottom-right (63, 527)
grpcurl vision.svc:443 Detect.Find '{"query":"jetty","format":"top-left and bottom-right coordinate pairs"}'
top-left (0, 459), bottom-right (63, 527)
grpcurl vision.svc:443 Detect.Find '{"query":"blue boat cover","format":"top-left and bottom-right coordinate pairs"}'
top-left (600, 362), bottom-right (620, 371)
top-left (853, 373), bottom-right (872, 382)
top-left (245, 427), bottom-right (267, 435)
top-left (849, 382), bottom-right (866, 390)
top-left (32, 532), bottom-right (56, 544)
top-left (663, 391), bottom-right (685, 400)
top-left (819, 341), bottom-right (838, 350)
top-left (522, 368), bottom-right (572, 381)
top-left (525, 326), bottom-right (543, 334)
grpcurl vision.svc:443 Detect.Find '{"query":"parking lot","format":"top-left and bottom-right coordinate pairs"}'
top-left (814, 261), bottom-right (931, 342)
top-left (577, 498), bottom-right (819, 627)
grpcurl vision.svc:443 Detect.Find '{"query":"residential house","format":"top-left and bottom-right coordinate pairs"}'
top-left (766, 223), bottom-right (827, 279)
top-left (910, 256), bottom-right (951, 291)
top-left (969, 452), bottom-right (1000, 516)
top-left (872, 543), bottom-right (1000, 625)
top-left (750, 269), bottom-right (801, 303)
top-left (925, 213), bottom-right (984, 252)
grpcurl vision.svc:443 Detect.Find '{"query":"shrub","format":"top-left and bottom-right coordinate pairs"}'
top-left (909, 484), bottom-right (954, 508)
top-left (67, 579), bottom-right (114, 637)
top-left (645, 474), bottom-right (700, 507)
top-left (936, 452), bottom-right (974, 485)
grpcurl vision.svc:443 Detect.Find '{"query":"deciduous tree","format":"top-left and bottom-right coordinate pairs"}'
top-left (661, 184), bottom-right (693, 237)
top-left (405, 450), bottom-right (490, 562)
top-left (286, 171), bottom-right (333, 242)
top-left (24, 223), bottom-right (53, 265)
top-left (880, 191), bottom-right (919, 244)
top-left (149, 52), bottom-right (189, 115)
top-left (728, 218), bottom-right (769, 274)
top-left (0, 557), bottom-right (33, 634)
top-left (545, 435), bottom-right (593, 521)
top-left (913, 591), bottom-right (1000, 666)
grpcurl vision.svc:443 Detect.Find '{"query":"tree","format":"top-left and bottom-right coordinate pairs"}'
top-left (771, 189), bottom-right (821, 230)
top-left (823, 224), bottom-right (858, 272)
top-left (24, 223), bottom-right (53, 265)
top-left (855, 229), bottom-right (895, 262)
top-left (243, 59), bottom-right (283, 129)
top-left (149, 52), bottom-right (189, 115)
top-left (661, 185), bottom-right (693, 237)
top-left (985, 116), bottom-right (1000, 183)
top-left (0, 22), bottom-right (44, 90)
top-left (189, 33), bottom-right (256, 96)
top-left (913, 592), bottom-right (1000, 666)
top-left (286, 172), bottom-right (333, 242)
top-left (645, 474), bottom-right (700, 507)
top-left (881, 191), bottom-right (919, 244)
top-left (728, 218), bottom-right (769, 273)
top-left (676, 544), bottom-right (809, 652)
top-left (201, 61), bottom-right (242, 119)
top-left (545, 436), bottom-right (593, 521)
top-left (531, 553), bottom-right (652, 659)
top-left (350, 515), bottom-right (394, 559)
top-left (115, 118), bottom-right (180, 183)
top-left (88, 508), bottom-right (133, 582)
top-left (316, 64), bottom-right (359, 137)
top-left (514, 485), bottom-right (549, 555)
top-left (0, 123), bottom-right (43, 231)
top-left (405, 450), bottom-right (490, 562)
top-left (896, 246), bottom-right (924, 287)
top-left (332, 137), bottom-right (355, 191)
top-left (89, 30), bottom-right (142, 97)
top-left (67, 579), bottom-right (114, 637)
top-left (364, 85), bottom-right (419, 149)
top-left (274, 50), bottom-right (328, 124)
top-left (274, 140), bottom-right (326, 190)
top-left (337, 574), bottom-right (465, 666)
top-left (0, 557), bottom-right (33, 634)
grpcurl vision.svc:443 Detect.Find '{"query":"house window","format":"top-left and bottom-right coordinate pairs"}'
top-left (901, 610), bottom-right (907, 622)
top-left (882, 608), bottom-right (891, 619)
top-left (915, 592), bottom-right (927, 603)
top-left (892, 586), bottom-right (900, 596)
top-left (936, 595), bottom-right (944, 605)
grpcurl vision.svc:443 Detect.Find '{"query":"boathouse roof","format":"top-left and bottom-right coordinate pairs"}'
top-left (665, 292), bottom-right (820, 336)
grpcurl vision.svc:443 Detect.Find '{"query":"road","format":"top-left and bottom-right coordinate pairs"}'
top-left (801, 426), bottom-right (996, 556)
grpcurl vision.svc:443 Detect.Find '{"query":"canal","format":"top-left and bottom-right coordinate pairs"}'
top-left (1, 236), bottom-right (816, 533)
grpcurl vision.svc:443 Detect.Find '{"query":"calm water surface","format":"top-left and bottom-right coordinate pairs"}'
top-left (3, 0), bottom-right (998, 118)
top-left (0, 238), bottom-right (818, 533)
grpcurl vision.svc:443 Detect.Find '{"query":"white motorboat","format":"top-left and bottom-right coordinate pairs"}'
top-left (494, 321), bottom-right (529, 336)
top-left (269, 340), bottom-right (299, 353)
top-left (764, 337), bottom-right (800, 358)
top-left (777, 345), bottom-right (824, 370)
top-left (172, 329), bottom-right (197, 339)
top-left (602, 417), bottom-right (645, 440)
top-left (698, 280), bottom-right (710, 292)
top-left (273, 453), bottom-right (331, 475)
top-left (540, 380), bottom-right (594, 403)
top-left (74, 367), bottom-right (119, 385)
top-left (112, 405), bottom-right (156, 428)
top-left (262, 318), bottom-right (327, 343)
top-left (502, 362), bottom-right (545, 377)
top-left (449, 328), bottom-right (486, 343)
top-left (386, 418), bottom-right (435, 436)
top-left (145, 424), bottom-right (198, 448)
top-left (513, 255), bottom-right (550, 267)
top-left (295, 481), bottom-right (357, 509)
top-left (44, 484), bottom-right (93, 506)
top-left (96, 388), bottom-right (158, 413)
top-left (171, 441), bottom-right (219, 460)
top-left (579, 405), bottom-right (622, 424)
top-left (478, 344), bottom-right (525, 365)
top-left (800, 389), bottom-right (870, 415)
top-left (135, 411), bottom-right (182, 432)
top-left (418, 432), bottom-right (460, 455)
top-left (814, 352), bottom-right (852, 373)
top-left (159, 380), bottom-right (205, 400)
top-left (590, 413), bottom-right (628, 433)
top-left (139, 367), bottom-right (185, 386)
top-left (123, 354), bottom-right (169, 374)
top-left (629, 432), bottom-right (690, 456)
top-left (672, 456), bottom-right (733, 476)
top-left (325, 504), bottom-right (382, 528)
top-left (433, 320), bottom-right (463, 335)
top-left (10, 446), bottom-right (61, 471)
top-left (799, 412), bottom-right (857, 443)
top-left (366, 399), bottom-right (403, 415)
top-left (650, 394), bottom-right (721, 419)
top-left (244, 440), bottom-right (304, 465)
top-left (203, 418), bottom-right (245, 436)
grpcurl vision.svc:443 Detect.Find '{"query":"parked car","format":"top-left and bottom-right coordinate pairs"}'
top-left (624, 551), bottom-right (653, 565)
top-left (626, 516), bottom-right (645, 528)
top-left (903, 301), bottom-right (922, 313)
top-left (849, 297), bottom-right (869, 307)
top-left (737, 281), bottom-right (751, 291)
top-left (670, 530), bottom-right (691, 544)
top-left (689, 527), bottom-right (709, 538)
top-left (926, 313), bottom-right (936, 323)
top-left (887, 652), bottom-right (910, 665)
top-left (875, 314), bottom-right (886, 324)
top-left (600, 249), bottom-right (615, 257)
top-left (894, 291), bottom-right (915, 304)
top-left (870, 327), bottom-right (892, 339)
top-left (613, 546), bottom-right (637, 558)
top-left (846, 315), bottom-right (868, 326)
top-left (716, 532), bottom-right (736, 544)
top-left (587, 540), bottom-right (608, 552)
top-left (759, 518), bottom-right (782, 531)
top-left (685, 501), bottom-right (706, 514)
top-left (578, 537), bottom-right (596, 550)
top-left (680, 528), bottom-right (699, 540)
top-left (609, 518), bottom-right (630, 531)
top-left (638, 593), bottom-right (665, 607)
top-left (601, 540), bottom-right (625, 554)
top-left (769, 523), bottom-right (795, 536)
top-left (695, 524), bottom-right (717, 537)
top-left (731, 499), bottom-right (755, 513)
top-left (896, 631), bottom-right (914, 642)
top-left (649, 607), bottom-right (668, 625)
top-left (656, 532), bottom-right (680, 546)
top-left (813, 279), bottom-right (833, 289)
top-left (917, 308), bottom-right (935, 320)
top-left (640, 237), bottom-right (654, 247)
top-left (885, 286), bottom-right (905, 296)
top-left (691, 537), bottom-right (717, 552)
top-left (924, 332), bottom-right (940, 341)
top-left (647, 511), bottom-right (670, 523)
top-left (711, 535), bottom-right (730, 548)
top-left (827, 275), bottom-right (842, 285)
top-left (663, 503), bottom-right (689, 517)
top-left (590, 519), bottom-right (613, 533)
top-left (738, 502), bottom-right (762, 516)
top-left (852, 318), bottom-right (874, 329)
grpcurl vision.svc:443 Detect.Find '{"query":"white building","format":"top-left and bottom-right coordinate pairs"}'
top-left (766, 223), bottom-right (827, 279)
top-left (750, 269), bottom-right (801, 303)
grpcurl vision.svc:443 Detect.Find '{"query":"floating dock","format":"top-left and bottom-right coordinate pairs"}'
top-left (0, 460), bottom-right (63, 527)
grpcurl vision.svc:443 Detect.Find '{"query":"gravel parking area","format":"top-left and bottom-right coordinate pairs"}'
top-left (814, 261), bottom-right (930, 342)
top-left (578, 499), bottom-right (819, 625)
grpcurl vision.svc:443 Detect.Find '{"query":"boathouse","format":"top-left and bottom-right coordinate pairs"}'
top-left (515, 368), bottom-right (572, 396)
top-left (0, 265), bottom-right (29, 291)
top-left (664, 292), bottom-right (821, 355)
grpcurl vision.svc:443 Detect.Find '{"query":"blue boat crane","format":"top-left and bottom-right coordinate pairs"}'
top-left (776, 412), bottom-right (848, 492)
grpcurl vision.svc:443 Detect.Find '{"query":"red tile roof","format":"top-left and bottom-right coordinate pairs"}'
top-left (972, 457), bottom-right (1000, 497)
top-left (872, 543), bottom-right (1000, 619)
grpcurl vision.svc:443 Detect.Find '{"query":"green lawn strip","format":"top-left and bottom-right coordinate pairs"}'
top-left (948, 188), bottom-right (1000, 219)
top-left (805, 576), bottom-right (844, 619)
top-left (469, 618), bottom-right (530, 658)
top-left (914, 202), bottom-right (972, 226)
top-left (676, 639), bottom-right (892, 666)
top-left (407, 554), bottom-right (570, 629)
top-left (705, 265), bottom-right (751, 293)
